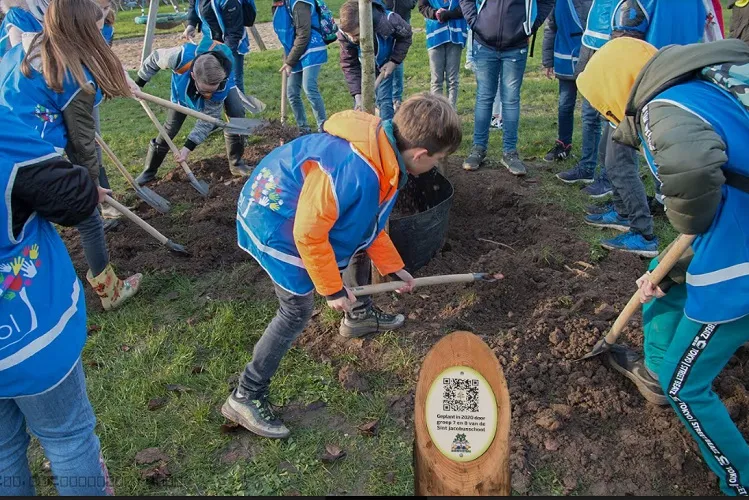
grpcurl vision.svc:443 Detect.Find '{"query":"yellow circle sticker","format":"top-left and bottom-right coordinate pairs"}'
top-left (425, 366), bottom-right (497, 462)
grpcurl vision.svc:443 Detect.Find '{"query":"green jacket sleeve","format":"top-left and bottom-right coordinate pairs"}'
top-left (640, 101), bottom-right (727, 235)
top-left (62, 91), bottom-right (99, 185)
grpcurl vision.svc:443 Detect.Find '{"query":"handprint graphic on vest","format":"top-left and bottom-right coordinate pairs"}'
top-left (0, 244), bottom-right (41, 342)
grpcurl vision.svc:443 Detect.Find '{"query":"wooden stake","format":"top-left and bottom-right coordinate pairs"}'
top-left (247, 26), bottom-right (266, 51)
top-left (414, 331), bottom-right (511, 496)
top-left (140, 0), bottom-right (160, 66)
top-left (358, 0), bottom-right (376, 114)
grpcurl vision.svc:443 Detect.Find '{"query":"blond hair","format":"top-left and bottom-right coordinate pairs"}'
top-left (22, 0), bottom-right (130, 98)
top-left (96, 0), bottom-right (115, 25)
top-left (192, 53), bottom-right (228, 86)
top-left (392, 93), bottom-right (462, 155)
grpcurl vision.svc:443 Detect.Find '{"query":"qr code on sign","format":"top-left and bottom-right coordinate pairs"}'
top-left (443, 378), bottom-right (479, 412)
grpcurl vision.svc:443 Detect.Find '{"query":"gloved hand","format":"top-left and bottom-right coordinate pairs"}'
top-left (379, 61), bottom-right (397, 79)
top-left (183, 25), bottom-right (196, 41)
top-left (354, 94), bottom-right (363, 111)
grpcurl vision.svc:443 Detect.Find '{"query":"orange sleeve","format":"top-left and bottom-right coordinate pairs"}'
top-left (366, 229), bottom-right (405, 276)
top-left (293, 167), bottom-right (344, 297)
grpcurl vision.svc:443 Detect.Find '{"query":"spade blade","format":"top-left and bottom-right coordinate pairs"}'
top-left (224, 118), bottom-right (266, 136)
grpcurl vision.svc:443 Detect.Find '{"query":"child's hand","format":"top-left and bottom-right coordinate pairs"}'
top-left (327, 287), bottom-right (357, 312)
top-left (435, 8), bottom-right (447, 21)
top-left (636, 271), bottom-right (665, 304)
top-left (544, 67), bottom-right (554, 79)
top-left (394, 269), bottom-right (416, 293)
top-left (174, 147), bottom-right (191, 164)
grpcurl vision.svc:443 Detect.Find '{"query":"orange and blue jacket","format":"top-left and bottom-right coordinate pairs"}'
top-left (236, 111), bottom-right (407, 296)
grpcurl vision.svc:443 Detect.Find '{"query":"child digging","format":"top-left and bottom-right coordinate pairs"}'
top-left (227, 93), bottom-right (462, 438)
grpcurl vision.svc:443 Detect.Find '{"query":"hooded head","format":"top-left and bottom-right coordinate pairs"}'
top-left (577, 38), bottom-right (658, 126)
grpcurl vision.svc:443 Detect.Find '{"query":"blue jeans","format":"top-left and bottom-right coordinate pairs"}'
top-left (392, 63), bottom-right (404, 104)
top-left (375, 72), bottom-right (395, 121)
top-left (472, 41), bottom-right (528, 153)
top-left (233, 52), bottom-right (245, 94)
top-left (557, 79), bottom-right (602, 174)
top-left (286, 64), bottom-right (327, 132)
top-left (0, 360), bottom-right (112, 496)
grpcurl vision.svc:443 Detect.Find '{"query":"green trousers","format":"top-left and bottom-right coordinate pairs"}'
top-left (643, 259), bottom-right (749, 496)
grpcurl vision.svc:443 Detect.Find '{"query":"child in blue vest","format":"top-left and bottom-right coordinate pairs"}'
top-left (579, 37), bottom-right (749, 495)
top-left (541, 0), bottom-right (600, 175)
top-left (0, 0), bottom-right (43, 59)
top-left (226, 93), bottom-right (462, 438)
top-left (273, 0), bottom-right (327, 133)
top-left (337, 0), bottom-right (412, 121)
top-left (97, 0), bottom-right (115, 46)
top-left (185, 0), bottom-right (255, 93)
top-left (0, 105), bottom-right (114, 496)
top-left (134, 38), bottom-right (252, 182)
top-left (0, 0), bottom-right (142, 311)
top-left (418, 0), bottom-right (466, 109)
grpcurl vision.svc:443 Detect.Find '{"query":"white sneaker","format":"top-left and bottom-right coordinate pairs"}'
top-left (490, 116), bottom-right (503, 129)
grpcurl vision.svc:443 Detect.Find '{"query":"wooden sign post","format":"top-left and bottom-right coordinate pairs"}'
top-left (414, 331), bottom-right (511, 496)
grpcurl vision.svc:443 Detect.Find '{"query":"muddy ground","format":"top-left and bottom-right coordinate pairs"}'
top-left (62, 125), bottom-right (748, 495)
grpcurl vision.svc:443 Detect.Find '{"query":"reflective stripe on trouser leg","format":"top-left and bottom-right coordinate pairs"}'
top-left (662, 320), bottom-right (749, 496)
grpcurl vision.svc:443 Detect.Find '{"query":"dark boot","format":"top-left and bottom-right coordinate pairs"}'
top-left (607, 344), bottom-right (668, 406)
top-left (135, 139), bottom-right (168, 186)
top-left (225, 133), bottom-right (252, 177)
top-left (339, 306), bottom-right (405, 338)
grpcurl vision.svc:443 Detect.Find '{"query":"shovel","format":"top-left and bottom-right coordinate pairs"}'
top-left (280, 70), bottom-right (288, 125)
top-left (137, 99), bottom-right (210, 197)
top-left (577, 233), bottom-right (696, 361)
top-left (104, 195), bottom-right (190, 256)
top-left (237, 90), bottom-right (266, 114)
top-left (95, 133), bottom-right (171, 214)
top-left (134, 90), bottom-right (265, 136)
top-left (350, 272), bottom-right (502, 297)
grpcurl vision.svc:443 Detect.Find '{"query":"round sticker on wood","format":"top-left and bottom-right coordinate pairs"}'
top-left (425, 365), bottom-right (498, 462)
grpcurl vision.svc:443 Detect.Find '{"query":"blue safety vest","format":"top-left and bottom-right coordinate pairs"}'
top-left (639, 80), bottom-right (749, 324)
top-left (272, 0), bottom-right (328, 73)
top-left (425, 0), bottom-right (467, 50)
top-left (552, 0), bottom-right (583, 77)
top-left (0, 8), bottom-right (41, 59)
top-left (0, 107), bottom-right (87, 398)
top-left (0, 43), bottom-right (102, 153)
top-left (583, 0), bottom-right (705, 51)
top-left (196, 0), bottom-right (251, 55)
top-left (101, 24), bottom-right (115, 46)
top-left (170, 41), bottom-right (236, 110)
top-left (236, 123), bottom-right (404, 295)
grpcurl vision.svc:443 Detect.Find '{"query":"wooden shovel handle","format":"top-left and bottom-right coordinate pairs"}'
top-left (95, 133), bottom-right (138, 187)
top-left (137, 99), bottom-right (195, 177)
top-left (351, 273), bottom-right (481, 297)
top-left (103, 195), bottom-right (168, 245)
top-left (604, 233), bottom-right (697, 344)
top-left (280, 71), bottom-right (288, 125)
top-left (134, 90), bottom-right (225, 128)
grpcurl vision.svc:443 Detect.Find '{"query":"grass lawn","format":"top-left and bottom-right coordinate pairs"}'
top-left (38, 12), bottom-right (691, 496)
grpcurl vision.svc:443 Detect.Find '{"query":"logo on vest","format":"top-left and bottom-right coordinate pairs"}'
top-left (32, 105), bottom-right (59, 139)
top-left (1, 245), bottom-right (41, 342)
top-left (250, 167), bottom-right (285, 211)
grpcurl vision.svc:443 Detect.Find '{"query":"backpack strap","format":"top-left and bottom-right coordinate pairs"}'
top-left (725, 170), bottom-right (749, 195)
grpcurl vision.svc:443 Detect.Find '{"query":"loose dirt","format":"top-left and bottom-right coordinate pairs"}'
top-left (62, 126), bottom-right (744, 494)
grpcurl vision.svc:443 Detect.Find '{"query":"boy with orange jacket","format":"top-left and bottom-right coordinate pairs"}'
top-left (226, 93), bottom-right (462, 438)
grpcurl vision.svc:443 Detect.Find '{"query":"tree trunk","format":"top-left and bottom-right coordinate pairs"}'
top-left (358, 0), bottom-right (376, 114)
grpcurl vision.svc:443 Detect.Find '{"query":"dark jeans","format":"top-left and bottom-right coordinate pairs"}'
top-left (558, 79), bottom-right (601, 174)
top-left (239, 252), bottom-right (372, 397)
top-left (233, 52), bottom-right (245, 94)
top-left (600, 123), bottom-right (653, 235)
top-left (77, 210), bottom-right (109, 276)
top-left (152, 88), bottom-right (245, 155)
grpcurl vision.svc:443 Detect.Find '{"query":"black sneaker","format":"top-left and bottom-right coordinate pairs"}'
top-left (339, 306), bottom-right (405, 338)
top-left (221, 390), bottom-right (290, 438)
top-left (501, 151), bottom-right (527, 176)
top-left (462, 147), bottom-right (486, 171)
top-left (607, 345), bottom-right (668, 406)
top-left (647, 195), bottom-right (665, 216)
top-left (544, 141), bottom-right (572, 162)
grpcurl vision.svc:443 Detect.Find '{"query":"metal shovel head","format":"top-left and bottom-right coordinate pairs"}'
top-left (577, 336), bottom-right (614, 362)
top-left (165, 239), bottom-right (190, 256)
top-left (224, 118), bottom-right (266, 136)
top-left (238, 92), bottom-right (267, 114)
top-left (187, 172), bottom-right (210, 197)
top-left (136, 186), bottom-right (171, 214)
